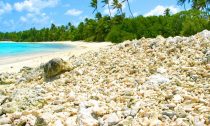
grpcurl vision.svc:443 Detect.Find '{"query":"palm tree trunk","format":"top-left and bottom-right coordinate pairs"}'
top-left (108, 2), bottom-right (112, 17)
top-left (205, 3), bottom-right (209, 15)
top-left (120, 8), bottom-right (123, 15)
top-left (184, 3), bottom-right (186, 10)
top-left (126, 0), bottom-right (134, 18)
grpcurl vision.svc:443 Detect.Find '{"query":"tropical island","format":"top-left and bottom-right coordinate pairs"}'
top-left (0, 0), bottom-right (210, 126)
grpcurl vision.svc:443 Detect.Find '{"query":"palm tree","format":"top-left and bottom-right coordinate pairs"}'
top-left (177, 0), bottom-right (209, 12)
top-left (192, 0), bottom-right (200, 9)
top-left (95, 12), bottom-right (102, 20)
top-left (206, 0), bottom-right (210, 14)
top-left (102, 0), bottom-right (112, 17)
top-left (192, 0), bottom-right (208, 11)
top-left (112, 0), bottom-right (123, 15)
top-left (122, 0), bottom-right (134, 17)
top-left (177, 0), bottom-right (188, 10)
top-left (164, 8), bottom-right (171, 16)
top-left (90, 0), bottom-right (98, 14)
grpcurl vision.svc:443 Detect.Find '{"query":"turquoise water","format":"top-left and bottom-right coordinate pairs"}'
top-left (0, 42), bottom-right (72, 58)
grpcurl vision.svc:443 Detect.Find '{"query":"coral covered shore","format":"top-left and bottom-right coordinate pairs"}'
top-left (0, 30), bottom-right (209, 126)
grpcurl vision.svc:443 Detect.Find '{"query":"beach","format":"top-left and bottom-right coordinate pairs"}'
top-left (0, 31), bottom-right (209, 125)
top-left (0, 41), bottom-right (112, 73)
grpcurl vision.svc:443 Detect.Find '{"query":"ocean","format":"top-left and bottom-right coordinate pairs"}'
top-left (0, 42), bottom-right (72, 58)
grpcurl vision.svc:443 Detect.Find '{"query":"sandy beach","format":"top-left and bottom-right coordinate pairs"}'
top-left (0, 41), bottom-right (112, 73)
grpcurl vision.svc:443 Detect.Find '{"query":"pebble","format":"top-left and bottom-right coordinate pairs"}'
top-left (54, 119), bottom-right (64, 126)
top-left (162, 111), bottom-right (176, 119)
top-left (146, 74), bottom-right (170, 85)
top-left (0, 96), bottom-right (8, 105)
top-left (65, 116), bottom-right (77, 126)
top-left (0, 124), bottom-right (12, 126)
top-left (77, 102), bottom-right (99, 126)
top-left (157, 67), bottom-right (167, 74)
top-left (0, 117), bottom-right (12, 125)
top-left (172, 94), bottom-right (184, 103)
top-left (104, 113), bottom-right (120, 126)
top-left (0, 106), bottom-right (2, 115)
top-left (150, 119), bottom-right (162, 126)
top-left (117, 116), bottom-right (133, 126)
top-left (67, 91), bottom-right (76, 101)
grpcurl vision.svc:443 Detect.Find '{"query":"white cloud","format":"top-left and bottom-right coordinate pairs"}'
top-left (14, 0), bottom-right (59, 13)
top-left (14, 0), bottom-right (59, 27)
top-left (144, 5), bottom-right (180, 17)
top-left (0, 1), bottom-right (12, 15)
top-left (65, 9), bottom-right (83, 16)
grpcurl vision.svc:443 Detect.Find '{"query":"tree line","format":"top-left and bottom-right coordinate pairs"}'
top-left (0, 0), bottom-right (209, 43)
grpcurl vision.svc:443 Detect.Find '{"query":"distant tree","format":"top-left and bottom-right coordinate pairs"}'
top-left (50, 23), bottom-right (56, 30)
top-left (164, 8), bottom-right (171, 16)
top-left (112, 0), bottom-right (123, 15)
top-left (179, 9), bottom-right (209, 35)
top-left (83, 19), bottom-right (97, 41)
top-left (111, 14), bottom-right (125, 25)
top-left (95, 12), bottom-right (102, 20)
top-left (106, 25), bottom-right (135, 43)
top-left (95, 16), bottom-right (111, 41)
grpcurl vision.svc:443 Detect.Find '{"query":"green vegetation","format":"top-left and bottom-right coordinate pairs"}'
top-left (0, 10), bottom-right (208, 43)
top-left (0, 0), bottom-right (209, 43)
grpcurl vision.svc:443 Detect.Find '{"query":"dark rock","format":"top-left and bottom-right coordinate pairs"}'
top-left (19, 66), bottom-right (33, 73)
top-left (17, 121), bottom-right (27, 126)
top-left (207, 55), bottom-right (210, 64)
top-left (43, 58), bottom-right (72, 79)
top-left (35, 117), bottom-right (47, 126)
top-left (0, 73), bottom-right (16, 85)
top-left (0, 95), bottom-right (8, 105)
top-left (162, 111), bottom-right (176, 119)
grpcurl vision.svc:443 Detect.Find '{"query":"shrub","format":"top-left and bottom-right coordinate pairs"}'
top-left (105, 26), bottom-right (135, 43)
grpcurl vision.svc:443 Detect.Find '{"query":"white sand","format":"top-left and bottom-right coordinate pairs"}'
top-left (0, 41), bottom-right (112, 73)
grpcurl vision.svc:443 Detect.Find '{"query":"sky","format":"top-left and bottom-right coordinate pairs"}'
top-left (0, 0), bottom-right (191, 32)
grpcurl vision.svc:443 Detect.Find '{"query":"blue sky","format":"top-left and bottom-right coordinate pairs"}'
top-left (0, 0), bottom-right (190, 32)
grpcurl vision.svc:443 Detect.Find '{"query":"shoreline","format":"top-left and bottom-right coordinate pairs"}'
top-left (0, 41), bottom-right (75, 60)
top-left (0, 41), bottom-right (112, 73)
